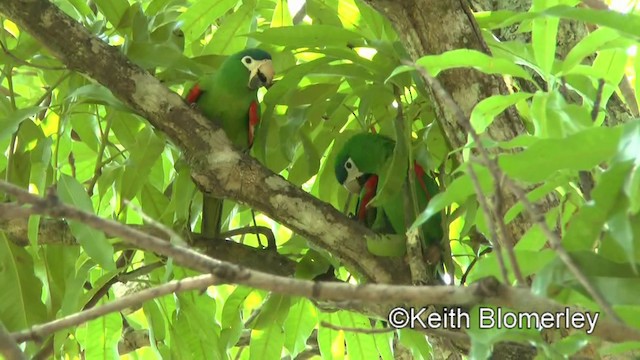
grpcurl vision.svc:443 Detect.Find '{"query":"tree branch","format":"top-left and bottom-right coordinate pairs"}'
top-left (0, 323), bottom-right (25, 360)
top-left (0, 203), bottom-right (297, 277)
top-left (1, 181), bottom-right (638, 345)
top-left (0, 0), bottom-right (410, 284)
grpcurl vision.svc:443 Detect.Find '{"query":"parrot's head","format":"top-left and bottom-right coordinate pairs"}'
top-left (225, 48), bottom-right (275, 91)
top-left (334, 133), bottom-right (395, 194)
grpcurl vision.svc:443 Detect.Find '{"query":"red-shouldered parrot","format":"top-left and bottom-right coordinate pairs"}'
top-left (334, 132), bottom-right (443, 258)
top-left (185, 48), bottom-right (275, 238)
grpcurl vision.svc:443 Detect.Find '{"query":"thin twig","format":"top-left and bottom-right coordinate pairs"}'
top-left (0, 322), bottom-right (25, 360)
top-left (87, 111), bottom-right (114, 196)
top-left (0, 181), bottom-right (636, 344)
top-left (12, 274), bottom-right (222, 343)
top-left (320, 321), bottom-right (394, 334)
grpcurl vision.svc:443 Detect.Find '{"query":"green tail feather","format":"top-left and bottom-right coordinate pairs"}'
top-left (202, 194), bottom-right (223, 238)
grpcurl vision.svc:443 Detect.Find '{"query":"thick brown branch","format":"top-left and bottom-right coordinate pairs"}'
top-left (0, 204), bottom-right (296, 276)
top-left (0, 0), bottom-right (409, 284)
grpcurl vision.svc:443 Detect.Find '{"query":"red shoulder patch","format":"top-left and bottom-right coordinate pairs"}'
top-left (186, 84), bottom-right (202, 104)
top-left (413, 162), bottom-right (433, 201)
top-left (248, 101), bottom-right (260, 147)
top-left (358, 175), bottom-right (379, 221)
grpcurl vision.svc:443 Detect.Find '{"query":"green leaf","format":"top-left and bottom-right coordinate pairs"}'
top-left (318, 312), bottom-right (345, 360)
top-left (249, 25), bottom-right (365, 47)
top-left (66, 84), bottom-right (128, 111)
top-left (563, 162), bottom-right (630, 250)
top-left (338, 312), bottom-right (380, 359)
top-left (369, 133), bottom-right (408, 208)
top-left (58, 174), bottom-right (116, 271)
top-left (412, 165), bottom-right (492, 229)
top-left (249, 322), bottom-right (285, 360)
top-left (0, 235), bottom-right (47, 331)
top-left (143, 300), bottom-right (166, 343)
top-left (398, 329), bottom-right (432, 360)
top-left (82, 309), bottom-right (122, 359)
top-left (531, 0), bottom-right (560, 77)
top-left (498, 126), bottom-right (622, 182)
top-left (544, 5), bottom-right (640, 41)
top-left (203, 2), bottom-right (256, 55)
top-left (0, 106), bottom-right (44, 143)
top-left (220, 286), bottom-right (253, 348)
top-left (93, 0), bottom-right (128, 28)
top-left (271, 0), bottom-right (293, 27)
top-left (252, 294), bottom-right (291, 330)
top-left (416, 49), bottom-right (533, 80)
top-left (467, 249), bottom-right (555, 283)
top-left (178, 0), bottom-right (237, 43)
top-left (470, 93), bottom-right (533, 134)
top-left (562, 27), bottom-right (630, 74)
top-left (119, 126), bottom-right (165, 202)
top-left (283, 298), bottom-right (317, 358)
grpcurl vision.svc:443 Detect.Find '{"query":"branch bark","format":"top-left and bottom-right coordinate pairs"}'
top-left (0, 0), bottom-right (409, 284)
top-left (0, 207), bottom-right (297, 277)
top-left (2, 181), bottom-right (640, 347)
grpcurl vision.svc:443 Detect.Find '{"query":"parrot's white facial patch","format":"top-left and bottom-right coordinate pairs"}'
top-left (343, 157), bottom-right (363, 194)
top-left (242, 56), bottom-right (275, 90)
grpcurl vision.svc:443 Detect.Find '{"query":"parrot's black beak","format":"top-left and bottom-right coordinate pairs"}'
top-left (248, 60), bottom-right (275, 90)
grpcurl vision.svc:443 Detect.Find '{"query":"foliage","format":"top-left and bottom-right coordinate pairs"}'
top-left (1, 0), bottom-right (640, 358)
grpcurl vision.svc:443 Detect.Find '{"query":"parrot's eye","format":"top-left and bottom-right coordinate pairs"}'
top-left (345, 159), bottom-right (353, 170)
top-left (243, 56), bottom-right (253, 65)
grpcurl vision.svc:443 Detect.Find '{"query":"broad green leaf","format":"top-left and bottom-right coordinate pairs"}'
top-left (544, 5), bottom-right (640, 40)
top-left (318, 312), bottom-right (345, 360)
top-left (252, 294), bottom-right (291, 330)
top-left (283, 298), bottom-right (317, 358)
top-left (249, 25), bottom-right (365, 47)
top-left (563, 162), bottom-right (631, 251)
top-left (119, 126), bottom-right (165, 202)
top-left (127, 42), bottom-right (200, 71)
top-left (81, 308), bottom-right (122, 359)
top-left (498, 126), bottom-right (622, 182)
top-left (220, 286), bottom-right (253, 348)
top-left (66, 84), bottom-right (128, 111)
top-left (93, 0), bottom-right (128, 28)
top-left (398, 329), bottom-right (432, 360)
top-left (470, 93), bottom-right (533, 134)
top-left (618, 123), bottom-right (640, 214)
top-left (467, 249), bottom-right (555, 283)
top-left (412, 165), bottom-right (493, 229)
top-left (368, 131), bottom-right (408, 209)
top-left (178, 0), bottom-right (237, 43)
top-left (271, 0), bottom-right (293, 27)
top-left (531, 0), bottom-right (559, 77)
top-left (0, 106), bottom-right (44, 143)
top-left (58, 175), bottom-right (116, 271)
top-left (170, 292), bottom-right (221, 360)
top-left (590, 48), bottom-right (628, 115)
top-left (0, 235), bottom-right (47, 331)
top-left (203, 2), bottom-right (255, 55)
top-left (143, 300), bottom-right (166, 343)
top-left (249, 322), bottom-right (285, 360)
top-left (562, 27), bottom-right (629, 74)
top-left (416, 49), bottom-right (533, 80)
top-left (338, 311), bottom-right (380, 359)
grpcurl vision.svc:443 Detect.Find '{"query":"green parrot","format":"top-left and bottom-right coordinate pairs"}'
top-left (185, 48), bottom-right (275, 239)
top-left (334, 133), bottom-right (443, 258)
